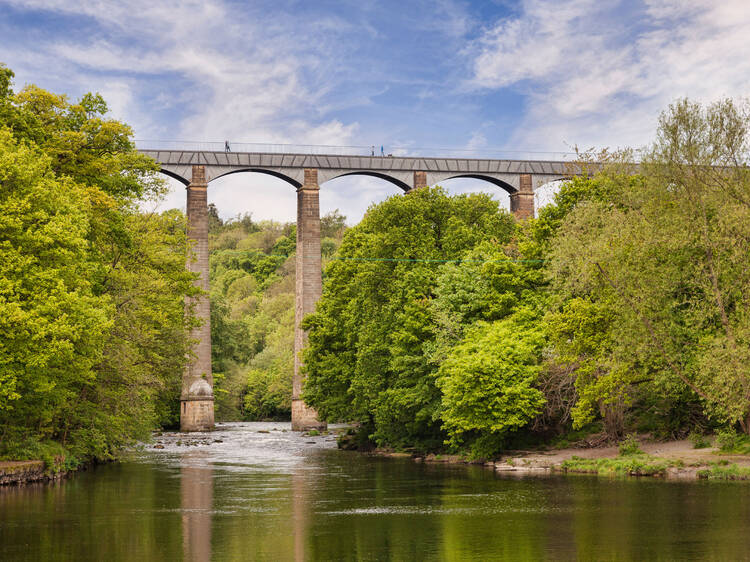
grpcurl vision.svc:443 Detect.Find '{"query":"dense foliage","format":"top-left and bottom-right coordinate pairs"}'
top-left (208, 208), bottom-right (346, 421)
top-left (549, 99), bottom-right (750, 436)
top-left (301, 187), bottom-right (542, 452)
top-left (0, 65), bottom-right (195, 468)
top-left (302, 98), bottom-right (750, 457)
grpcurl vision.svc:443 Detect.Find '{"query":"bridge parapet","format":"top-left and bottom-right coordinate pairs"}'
top-left (140, 149), bottom-right (577, 193)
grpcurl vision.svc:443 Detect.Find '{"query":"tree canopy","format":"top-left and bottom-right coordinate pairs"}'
top-left (302, 186), bottom-right (526, 451)
top-left (0, 64), bottom-right (195, 468)
top-left (301, 98), bottom-right (750, 456)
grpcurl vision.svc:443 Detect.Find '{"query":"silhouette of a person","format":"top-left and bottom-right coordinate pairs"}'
top-left (225, 140), bottom-right (231, 152)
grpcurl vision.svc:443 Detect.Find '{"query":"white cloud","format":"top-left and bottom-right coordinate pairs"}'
top-left (4, 0), bottom-right (359, 145)
top-left (4, 0), bottom-right (378, 218)
top-left (469, 0), bottom-right (750, 151)
top-left (471, 0), bottom-right (603, 89)
top-left (465, 131), bottom-right (487, 152)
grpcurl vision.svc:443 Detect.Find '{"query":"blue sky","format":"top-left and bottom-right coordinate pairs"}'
top-left (2, 0), bottom-right (749, 222)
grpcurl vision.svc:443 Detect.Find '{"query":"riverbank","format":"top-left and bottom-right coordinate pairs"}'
top-left (0, 461), bottom-right (51, 485)
top-left (370, 438), bottom-right (750, 481)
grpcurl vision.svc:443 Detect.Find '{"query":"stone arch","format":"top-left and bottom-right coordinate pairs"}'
top-left (436, 174), bottom-right (517, 194)
top-left (320, 170), bottom-right (412, 192)
top-left (210, 168), bottom-right (301, 188)
top-left (157, 167), bottom-right (191, 186)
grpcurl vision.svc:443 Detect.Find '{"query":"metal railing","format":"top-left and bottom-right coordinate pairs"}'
top-left (134, 139), bottom-right (588, 161)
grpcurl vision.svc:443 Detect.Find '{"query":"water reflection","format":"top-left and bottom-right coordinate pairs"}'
top-left (181, 452), bottom-right (213, 562)
top-left (293, 469), bottom-right (309, 562)
top-left (3, 423), bottom-right (750, 560)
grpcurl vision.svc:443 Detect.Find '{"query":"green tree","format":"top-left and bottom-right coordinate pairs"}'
top-left (320, 208), bottom-right (347, 238)
top-left (0, 64), bottom-right (195, 464)
top-left (549, 98), bottom-right (750, 434)
top-left (302, 187), bottom-right (516, 450)
top-left (0, 129), bottom-right (109, 427)
top-left (207, 203), bottom-right (223, 233)
top-left (437, 308), bottom-right (546, 458)
top-left (206, 214), bottom-right (305, 421)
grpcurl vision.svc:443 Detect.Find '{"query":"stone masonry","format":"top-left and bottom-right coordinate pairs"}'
top-left (181, 165), bottom-right (215, 432)
top-left (510, 173), bottom-right (534, 219)
top-left (144, 149), bottom-right (573, 195)
top-left (413, 171), bottom-right (428, 189)
top-left (292, 169), bottom-right (327, 431)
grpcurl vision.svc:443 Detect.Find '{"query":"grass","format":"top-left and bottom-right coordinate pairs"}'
top-left (0, 438), bottom-right (82, 473)
top-left (560, 454), bottom-right (681, 477)
top-left (697, 461), bottom-right (750, 480)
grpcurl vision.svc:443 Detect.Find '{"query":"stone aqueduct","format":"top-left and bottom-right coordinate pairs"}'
top-left (141, 149), bottom-right (575, 431)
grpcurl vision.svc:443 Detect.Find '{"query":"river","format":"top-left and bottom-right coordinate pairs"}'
top-left (1, 422), bottom-right (749, 560)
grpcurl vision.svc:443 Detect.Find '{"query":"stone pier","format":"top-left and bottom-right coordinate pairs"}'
top-left (413, 171), bottom-right (428, 189)
top-left (181, 164), bottom-right (215, 432)
top-left (292, 169), bottom-right (326, 431)
top-left (510, 173), bottom-right (535, 219)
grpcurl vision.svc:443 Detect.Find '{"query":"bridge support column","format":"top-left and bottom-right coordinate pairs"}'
top-left (510, 173), bottom-right (534, 220)
top-left (181, 164), bottom-right (215, 432)
top-left (292, 168), bottom-right (326, 431)
top-left (413, 171), bottom-right (428, 189)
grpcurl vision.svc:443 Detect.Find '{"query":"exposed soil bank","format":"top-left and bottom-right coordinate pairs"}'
top-left (0, 460), bottom-right (101, 487)
top-left (0, 461), bottom-right (49, 486)
top-left (370, 439), bottom-right (750, 480)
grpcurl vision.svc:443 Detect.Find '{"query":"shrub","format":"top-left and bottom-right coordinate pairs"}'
top-left (689, 431), bottom-right (711, 449)
top-left (561, 454), bottom-right (674, 476)
top-left (716, 429), bottom-right (743, 452)
top-left (618, 434), bottom-right (643, 456)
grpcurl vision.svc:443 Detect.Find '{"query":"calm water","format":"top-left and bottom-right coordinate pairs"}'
top-left (2, 422), bottom-right (750, 561)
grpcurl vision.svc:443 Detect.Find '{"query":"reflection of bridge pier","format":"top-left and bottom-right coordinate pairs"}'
top-left (151, 149), bottom-right (573, 431)
top-left (292, 469), bottom-right (311, 562)
top-left (181, 454), bottom-right (213, 562)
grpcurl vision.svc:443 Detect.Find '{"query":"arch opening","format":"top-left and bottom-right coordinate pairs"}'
top-left (534, 178), bottom-right (568, 214)
top-left (211, 168), bottom-right (301, 189)
top-left (324, 171), bottom-right (411, 192)
top-left (208, 171), bottom-right (298, 223)
top-left (432, 177), bottom-right (511, 211)
top-left (156, 168), bottom-right (190, 186)
top-left (320, 174), bottom-right (406, 225)
top-left (441, 174), bottom-right (517, 194)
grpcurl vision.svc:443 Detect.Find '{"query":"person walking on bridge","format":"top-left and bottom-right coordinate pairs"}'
top-left (225, 140), bottom-right (231, 152)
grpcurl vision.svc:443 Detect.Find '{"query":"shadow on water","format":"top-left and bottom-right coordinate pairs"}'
top-left (2, 422), bottom-right (750, 560)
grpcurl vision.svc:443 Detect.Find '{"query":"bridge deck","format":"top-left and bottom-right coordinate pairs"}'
top-left (141, 149), bottom-right (579, 191)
